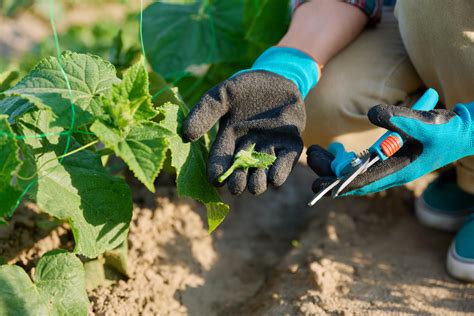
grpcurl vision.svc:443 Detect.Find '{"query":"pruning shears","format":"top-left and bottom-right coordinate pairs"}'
top-left (308, 88), bottom-right (439, 206)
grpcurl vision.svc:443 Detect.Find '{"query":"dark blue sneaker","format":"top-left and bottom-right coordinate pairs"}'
top-left (447, 215), bottom-right (474, 282)
top-left (415, 170), bottom-right (474, 232)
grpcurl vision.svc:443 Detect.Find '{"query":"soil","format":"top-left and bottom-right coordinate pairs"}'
top-left (3, 164), bottom-right (473, 315)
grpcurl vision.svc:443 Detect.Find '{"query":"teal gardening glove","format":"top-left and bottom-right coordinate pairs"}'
top-left (182, 47), bottom-right (320, 195)
top-left (309, 93), bottom-right (474, 196)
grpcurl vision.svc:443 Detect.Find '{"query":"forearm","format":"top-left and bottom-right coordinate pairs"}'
top-left (278, 0), bottom-right (368, 65)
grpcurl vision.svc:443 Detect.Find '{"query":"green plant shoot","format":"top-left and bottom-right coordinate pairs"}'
top-left (218, 144), bottom-right (277, 183)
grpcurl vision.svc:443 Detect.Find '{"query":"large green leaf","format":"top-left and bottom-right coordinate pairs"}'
top-left (17, 110), bottom-right (132, 258)
top-left (179, 141), bottom-right (230, 232)
top-left (142, 0), bottom-right (248, 77)
top-left (0, 115), bottom-right (21, 217)
top-left (160, 103), bottom-right (229, 232)
top-left (0, 250), bottom-right (89, 316)
top-left (149, 74), bottom-right (229, 231)
top-left (176, 62), bottom-right (239, 106)
top-left (0, 52), bottom-right (119, 127)
top-left (149, 71), bottom-right (185, 110)
top-left (245, 0), bottom-right (290, 48)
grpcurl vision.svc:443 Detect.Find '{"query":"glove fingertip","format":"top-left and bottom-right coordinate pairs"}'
top-left (367, 104), bottom-right (395, 128)
top-left (208, 162), bottom-right (230, 188)
top-left (227, 169), bottom-right (247, 195)
top-left (306, 146), bottom-right (334, 177)
top-left (248, 169), bottom-right (267, 195)
top-left (268, 152), bottom-right (296, 187)
top-left (306, 144), bottom-right (325, 155)
top-left (268, 169), bottom-right (289, 187)
top-left (208, 166), bottom-right (226, 187)
top-left (181, 117), bottom-right (201, 143)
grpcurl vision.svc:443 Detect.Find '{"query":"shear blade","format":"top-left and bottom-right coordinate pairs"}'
top-left (308, 178), bottom-right (341, 207)
top-left (332, 154), bottom-right (372, 197)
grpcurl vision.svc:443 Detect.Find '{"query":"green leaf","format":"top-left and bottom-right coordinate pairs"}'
top-left (0, 96), bottom-right (34, 124)
top-left (218, 143), bottom-right (276, 183)
top-left (149, 72), bottom-right (185, 110)
top-left (245, 0), bottom-right (290, 48)
top-left (142, 0), bottom-right (248, 77)
top-left (160, 103), bottom-right (229, 232)
top-left (17, 110), bottom-right (132, 258)
top-left (103, 240), bottom-right (129, 277)
top-left (84, 256), bottom-right (113, 291)
top-left (0, 51), bottom-right (119, 127)
top-left (84, 242), bottom-right (129, 291)
top-left (159, 103), bottom-right (190, 170)
top-left (176, 62), bottom-right (239, 106)
top-left (102, 58), bottom-right (157, 128)
top-left (0, 115), bottom-right (22, 217)
top-left (0, 69), bottom-right (19, 92)
top-left (92, 59), bottom-right (169, 192)
top-left (91, 121), bottom-right (170, 192)
top-left (0, 250), bottom-right (89, 316)
top-left (179, 142), bottom-right (229, 232)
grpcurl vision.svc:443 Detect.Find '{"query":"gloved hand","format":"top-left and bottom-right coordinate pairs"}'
top-left (308, 98), bottom-right (474, 196)
top-left (182, 47), bottom-right (320, 195)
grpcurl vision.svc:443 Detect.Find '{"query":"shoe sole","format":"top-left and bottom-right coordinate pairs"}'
top-left (415, 197), bottom-right (468, 232)
top-left (447, 242), bottom-right (474, 282)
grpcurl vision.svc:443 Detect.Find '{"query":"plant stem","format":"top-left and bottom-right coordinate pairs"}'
top-left (218, 166), bottom-right (236, 183)
top-left (56, 139), bottom-right (99, 161)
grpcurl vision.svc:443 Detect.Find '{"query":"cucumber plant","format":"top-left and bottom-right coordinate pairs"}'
top-left (0, 0), bottom-right (290, 314)
top-left (0, 52), bottom-right (228, 253)
top-left (0, 51), bottom-right (228, 315)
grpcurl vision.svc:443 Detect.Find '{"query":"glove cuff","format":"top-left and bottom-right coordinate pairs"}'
top-left (248, 47), bottom-right (320, 98)
top-left (454, 101), bottom-right (474, 152)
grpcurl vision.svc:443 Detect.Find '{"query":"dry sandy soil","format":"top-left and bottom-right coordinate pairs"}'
top-left (90, 166), bottom-right (474, 316)
top-left (2, 164), bottom-right (473, 315)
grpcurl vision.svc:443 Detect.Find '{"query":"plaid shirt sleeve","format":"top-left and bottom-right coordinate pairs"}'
top-left (291, 0), bottom-right (383, 25)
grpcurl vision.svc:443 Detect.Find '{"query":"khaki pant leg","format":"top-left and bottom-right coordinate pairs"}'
top-left (395, 0), bottom-right (474, 193)
top-left (303, 8), bottom-right (423, 153)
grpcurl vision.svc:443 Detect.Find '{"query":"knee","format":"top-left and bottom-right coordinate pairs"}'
top-left (303, 78), bottom-right (371, 148)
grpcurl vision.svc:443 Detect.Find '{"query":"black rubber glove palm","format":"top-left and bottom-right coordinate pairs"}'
top-left (182, 70), bottom-right (306, 195)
